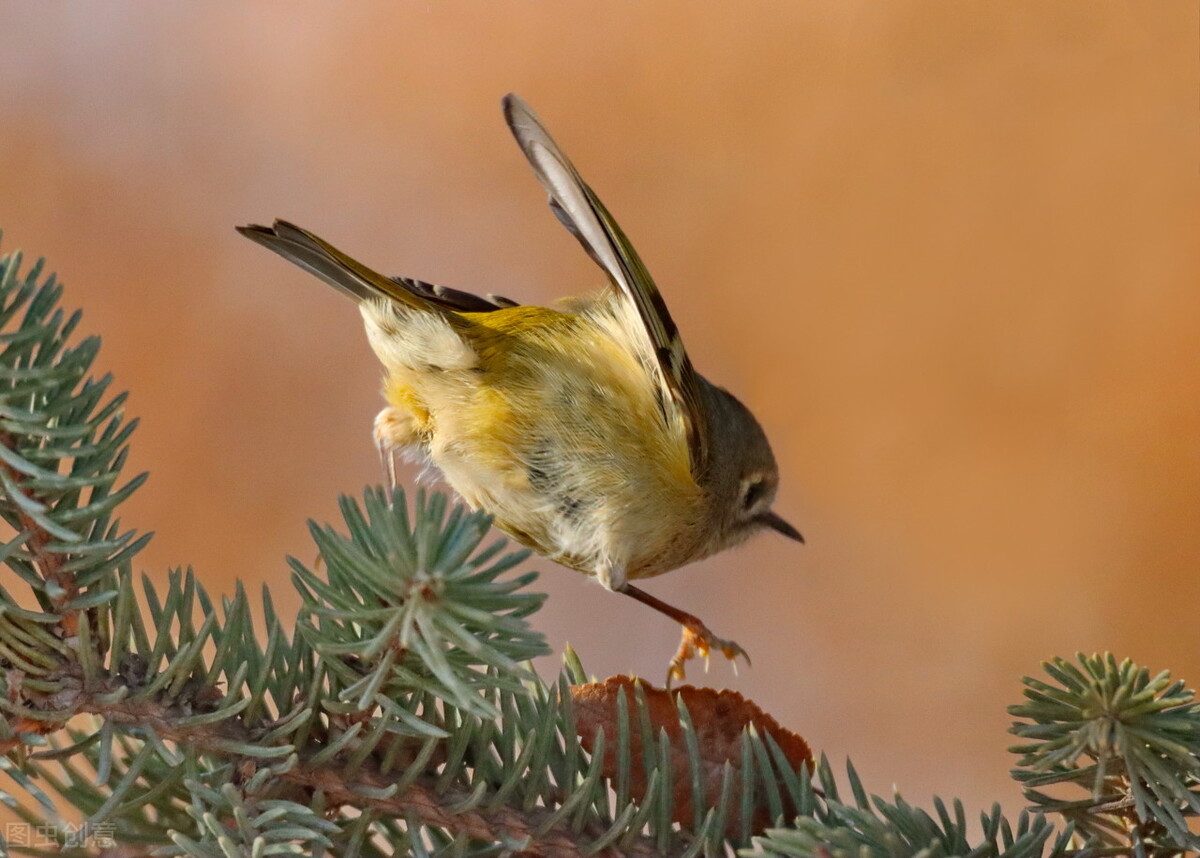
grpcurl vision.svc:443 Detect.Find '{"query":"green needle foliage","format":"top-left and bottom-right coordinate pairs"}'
top-left (292, 488), bottom-right (546, 719)
top-left (751, 762), bottom-right (1074, 858)
top-left (1009, 654), bottom-right (1200, 855)
top-left (0, 239), bottom-right (1196, 857)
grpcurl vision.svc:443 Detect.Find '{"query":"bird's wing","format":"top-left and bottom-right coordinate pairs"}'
top-left (387, 275), bottom-right (521, 314)
top-left (502, 94), bottom-right (710, 473)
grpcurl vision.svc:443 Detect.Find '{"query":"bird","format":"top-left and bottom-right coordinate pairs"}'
top-left (238, 94), bottom-right (803, 683)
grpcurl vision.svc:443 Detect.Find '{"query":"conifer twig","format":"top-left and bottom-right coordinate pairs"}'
top-left (16, 672), bottom-right (680, 857)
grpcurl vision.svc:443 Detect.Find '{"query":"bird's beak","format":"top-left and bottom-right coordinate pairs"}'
top-left (759, 510), bottom-right (804, 544)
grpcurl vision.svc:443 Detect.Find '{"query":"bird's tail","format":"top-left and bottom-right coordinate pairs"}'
top-left (237, 219), bottom-right (452, 316)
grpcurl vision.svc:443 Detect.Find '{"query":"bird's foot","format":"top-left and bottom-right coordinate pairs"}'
top-left (667, 622), bottom-right (751, 687)
top-left (374, 406), bottom-right (419, 489)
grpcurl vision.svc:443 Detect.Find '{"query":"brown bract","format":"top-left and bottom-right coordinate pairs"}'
top-left (570, 677), bottom-right (813, 836)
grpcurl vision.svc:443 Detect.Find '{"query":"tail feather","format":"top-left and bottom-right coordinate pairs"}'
top-left (237, 220), bottom-right (453, 318)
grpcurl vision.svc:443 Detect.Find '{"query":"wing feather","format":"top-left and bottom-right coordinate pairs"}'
top-left (502, 94), bottom-right (710, 472)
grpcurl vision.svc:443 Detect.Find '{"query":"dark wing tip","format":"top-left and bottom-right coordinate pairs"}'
top-left (501, 92), bottom-right (524, 120)
top-left (388, 276), bottom-right (516, 313)
top-left (502, 94), bottom-right (542, 151)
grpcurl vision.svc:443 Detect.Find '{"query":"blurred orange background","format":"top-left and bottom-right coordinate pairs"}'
top-left (2, 2), bottom-right (1197, 816)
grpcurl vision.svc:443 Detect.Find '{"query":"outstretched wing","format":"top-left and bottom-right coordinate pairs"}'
top-left (502, 94), bottom-right (710, 474)
top-left (388, 275), bottom-right (520, 314)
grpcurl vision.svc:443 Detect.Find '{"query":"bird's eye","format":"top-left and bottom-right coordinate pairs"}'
top-left (741, 478), bottom-right (770, 513)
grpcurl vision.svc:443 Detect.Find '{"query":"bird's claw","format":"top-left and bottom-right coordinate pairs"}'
top-left (666, 623), bottom-right (750, 687)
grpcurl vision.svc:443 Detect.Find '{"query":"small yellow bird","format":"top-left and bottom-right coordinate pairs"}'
top-left (239, 94), bottom-right (802, 682)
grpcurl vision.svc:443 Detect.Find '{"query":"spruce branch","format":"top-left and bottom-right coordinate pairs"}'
top-left (1009, 653), bottom-right (1200, 855)
top-left (291, 488), bottom-right (547, 720)
top-left (0, 244), bottom-right (149, 757)
top-left (749, 762), bottom-right (1074, 858)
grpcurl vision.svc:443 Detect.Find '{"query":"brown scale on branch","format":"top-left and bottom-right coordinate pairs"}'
top-left (571, 676), bottom-right (814, 837)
